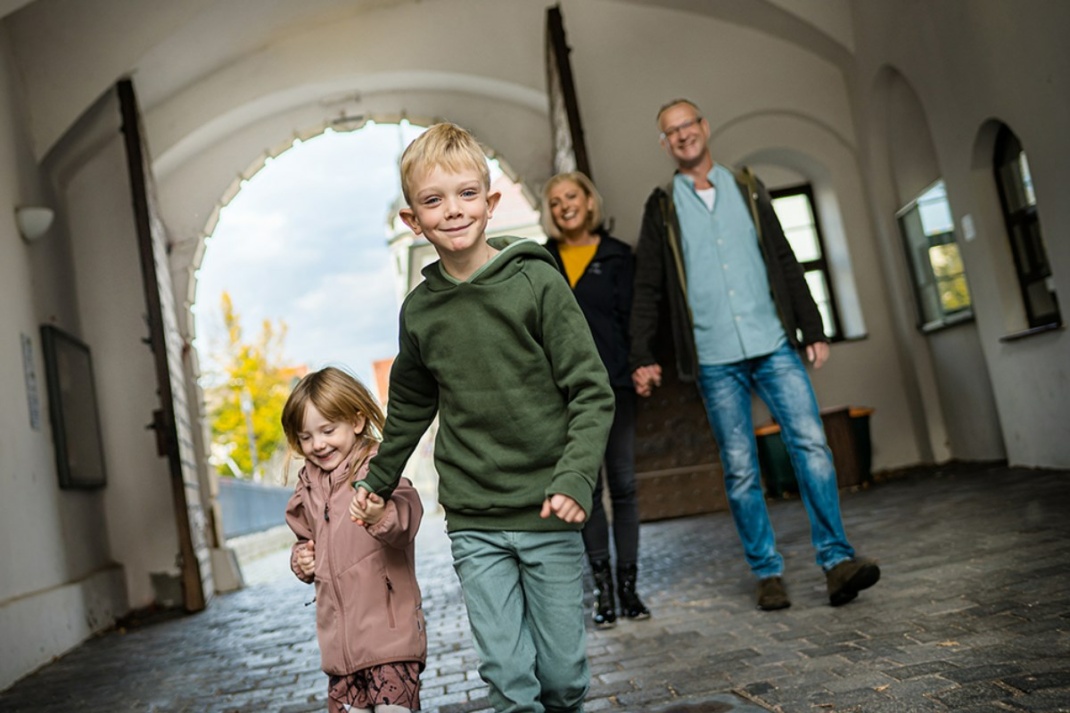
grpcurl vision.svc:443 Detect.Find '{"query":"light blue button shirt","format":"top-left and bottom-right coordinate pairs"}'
top-left (674, 165), bottom-right (785, 365)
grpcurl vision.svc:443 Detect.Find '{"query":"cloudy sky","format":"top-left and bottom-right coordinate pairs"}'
top-left (192, 122), bottom-right (426, 391)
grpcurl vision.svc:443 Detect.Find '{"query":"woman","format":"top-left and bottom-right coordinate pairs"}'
top-left (541, 171), bottom-right (650, 627)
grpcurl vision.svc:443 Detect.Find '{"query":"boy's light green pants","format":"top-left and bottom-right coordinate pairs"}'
top-left (450, 529), bottom-right (588, 713)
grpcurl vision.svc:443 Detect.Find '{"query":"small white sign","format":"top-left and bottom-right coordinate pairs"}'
top-left (21, 333), bottom-right (41, 431)
top-left (961, 214), bottom-right (977, 242)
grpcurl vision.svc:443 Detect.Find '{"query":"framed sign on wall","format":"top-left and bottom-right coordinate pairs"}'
top-left (40, 325), bottom-right (107, 489)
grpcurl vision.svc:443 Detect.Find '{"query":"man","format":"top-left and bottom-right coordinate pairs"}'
top-left (630, 98), bottom-right (879, 610)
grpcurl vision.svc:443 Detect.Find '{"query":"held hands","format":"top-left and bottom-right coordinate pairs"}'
top-left (806, 342), bottom-right (830, 370)
top-left (349, 486), bottom-right (386, 527)
top-left (540, 493), bottom-right (587, 524)
top-left (296, 540), bottom-right (315, 577)
top-left (632, 363), bottom-right (663, 397)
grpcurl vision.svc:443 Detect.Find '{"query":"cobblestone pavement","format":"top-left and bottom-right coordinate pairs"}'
top-left (2, 462), bottom-right (1069, 712)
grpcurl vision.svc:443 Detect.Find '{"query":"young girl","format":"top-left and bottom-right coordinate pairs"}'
top-left (282, 366), bottom-right (425, 713)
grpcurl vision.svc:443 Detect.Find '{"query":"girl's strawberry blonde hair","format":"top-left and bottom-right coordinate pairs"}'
top-left (399, 122), bottom-right (491, 207)
top-left (280, 366), bottom-right (385, 455)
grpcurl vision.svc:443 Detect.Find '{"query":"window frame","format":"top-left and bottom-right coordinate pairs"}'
top-left (895, 179), bottom-right (974, 333)
top-left (992, 125), bottom-right (1061, 331)
top-left (769, 183), bottom-right (844, 342)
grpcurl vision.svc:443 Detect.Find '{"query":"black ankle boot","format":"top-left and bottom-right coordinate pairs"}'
top-left (590, 559), bottom-right (617, 628)
top-left (617, 563), bottom-right (650, 620)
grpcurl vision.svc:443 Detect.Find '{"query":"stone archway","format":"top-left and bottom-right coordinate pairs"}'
top-left (181, 116), bottom-right (547, 564)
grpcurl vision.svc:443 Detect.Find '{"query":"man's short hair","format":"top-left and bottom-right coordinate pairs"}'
top-left (656, 98), bottom-right (702, 123)
top-left (399, 122), bottom-right (491, 205)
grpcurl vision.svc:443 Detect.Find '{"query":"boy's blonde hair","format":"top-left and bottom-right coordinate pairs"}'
top-left (400, 122), bottom-right (491, 206)
top-left (280, 366), bottom-right (385, 455)
top-left (540, 171), bottom-right (605, 240)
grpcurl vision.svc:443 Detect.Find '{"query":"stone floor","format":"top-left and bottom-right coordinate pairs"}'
top-left (1, 461), bottom-right (1068, 712)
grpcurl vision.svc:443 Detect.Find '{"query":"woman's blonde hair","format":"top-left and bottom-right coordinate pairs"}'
top-left (280, 366), bottom-right (385, 455)
top-left (539, 171), bottom-right (605, 240)
top-left (400, 122), bottom-right (491, 206)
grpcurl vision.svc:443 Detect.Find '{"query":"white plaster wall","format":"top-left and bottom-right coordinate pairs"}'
top-left (56, 116), bottom-right (183, 608)
top-left (4, 0), bottom-right (213, 159)
top-left (554, 1), bottom-right (919, 471)
top-left (766, 0), bottom-right (855, 52)
top-left (0, 35), bottom-right (128, 691)
top-left (561, 0), bottom-right (858, 243)
top-left (873, 66), bottom-right (1005, 463)
top-left (728, 115), bottom-right (923, 471)
top-left (145, 0), bottom-right (922, 474)
top-left (851, 0), bottom-right (1070, 467)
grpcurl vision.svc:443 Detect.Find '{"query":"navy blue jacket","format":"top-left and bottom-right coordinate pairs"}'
top-left (545, 233), bottom-right (635, 389)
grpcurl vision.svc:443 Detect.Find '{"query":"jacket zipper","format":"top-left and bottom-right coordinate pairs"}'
top-left (320, 476), bottom-right (353, 672)
top-left (386, 576), bottom-right (397, 629)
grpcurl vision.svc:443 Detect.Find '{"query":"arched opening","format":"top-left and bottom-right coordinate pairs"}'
top-left (873, 67), bottom-right (1004, 463)
top-left (189, 118), bottom-right (545, 549)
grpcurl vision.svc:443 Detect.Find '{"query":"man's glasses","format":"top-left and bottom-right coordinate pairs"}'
top-left (660, 117), bottom-right (702, 141)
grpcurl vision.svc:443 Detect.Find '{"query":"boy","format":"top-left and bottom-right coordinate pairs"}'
top-left (352, 122), bottom-right (614, 713)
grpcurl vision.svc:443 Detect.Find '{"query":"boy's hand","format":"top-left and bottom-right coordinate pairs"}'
top-left (540, 494), bottom-right (587, 524)
top-left (349, 490), bottom-right (387, 527)
top-left (296, 540), bottom-right (315, 577)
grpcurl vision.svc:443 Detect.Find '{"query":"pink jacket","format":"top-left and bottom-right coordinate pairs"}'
top-left (285, 446), bottom-right (426, 676)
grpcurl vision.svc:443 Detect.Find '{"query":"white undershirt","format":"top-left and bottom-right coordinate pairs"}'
top-left (696, 186), bottom-right (716, 211)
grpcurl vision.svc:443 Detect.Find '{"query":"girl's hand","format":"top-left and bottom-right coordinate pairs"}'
top-left (296, 540), bottom-right (315, 576)
top-left (350, 490), bottom-right (386, 526)
top-left (540, 494), bottom-right (587, 524)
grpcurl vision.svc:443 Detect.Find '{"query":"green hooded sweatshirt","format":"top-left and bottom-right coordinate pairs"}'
top-left (360, 237), bottom-right (614, 532)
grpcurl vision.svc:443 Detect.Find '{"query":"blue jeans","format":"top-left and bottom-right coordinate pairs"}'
top-left (697, 342), bottom-right (855, 578)
top-left (450, 530), bottom-right (588, 713)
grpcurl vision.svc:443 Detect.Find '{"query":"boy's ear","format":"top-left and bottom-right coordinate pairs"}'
top-left (487, 191), bottom-right (502, 218)
top-left (399, 207), bottom-right (422, 235)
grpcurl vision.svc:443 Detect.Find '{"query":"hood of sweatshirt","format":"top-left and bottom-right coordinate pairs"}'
top-left (419, 237), bottom-right (553, 291)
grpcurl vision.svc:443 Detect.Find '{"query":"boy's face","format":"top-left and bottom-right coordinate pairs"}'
top-left (399, 165), bottom-right (501, 261)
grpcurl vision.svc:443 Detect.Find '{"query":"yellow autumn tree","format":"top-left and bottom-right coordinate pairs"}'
top-left (206, 292), bottom-right (292, 479)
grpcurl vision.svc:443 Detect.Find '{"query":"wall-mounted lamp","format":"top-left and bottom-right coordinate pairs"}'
top-left (15, 206), bottom-right (55, 242)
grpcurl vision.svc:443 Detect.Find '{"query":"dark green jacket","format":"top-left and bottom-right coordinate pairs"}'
top-left (629, 167), bottom-right (826, 381)
top-left (361, 237), bottom-right (614, 532)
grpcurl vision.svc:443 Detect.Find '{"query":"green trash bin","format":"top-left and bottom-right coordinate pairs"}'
top-left (755, 406), bottom-right (875, 497)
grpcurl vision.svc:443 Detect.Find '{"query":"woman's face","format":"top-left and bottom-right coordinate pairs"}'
top-left (547, 179), bottom-right (594, 237)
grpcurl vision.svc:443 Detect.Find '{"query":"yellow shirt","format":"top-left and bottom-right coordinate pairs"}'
top-left (558, 242), bottom-right (598, 288)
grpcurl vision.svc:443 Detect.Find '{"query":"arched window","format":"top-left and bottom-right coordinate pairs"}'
top-left (993, 126), bottom-right (1060, 329)
top-left (897, 180), bottom-right (973, 331)
top-left (770, 184), bottom-right (843, 340)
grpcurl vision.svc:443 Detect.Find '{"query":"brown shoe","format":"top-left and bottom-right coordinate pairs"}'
top-left (826, 557), bottom-right (880, 606)
top-left (757, 576), bottom-right (791, 610)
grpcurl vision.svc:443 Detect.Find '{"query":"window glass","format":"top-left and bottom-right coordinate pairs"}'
top-left (993, 125), bottom-right (1060, 329)
top-left (896, 179), bottom-right (973, 330)
top-left (771, 185), bottom-right (841, 339)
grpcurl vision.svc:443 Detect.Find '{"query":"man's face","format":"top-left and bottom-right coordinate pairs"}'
top-left (658, 103), bottom-right (710, 170)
